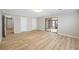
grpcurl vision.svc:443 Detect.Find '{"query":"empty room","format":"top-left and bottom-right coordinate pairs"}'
top-left (0, 9), bottom-right (79, 50)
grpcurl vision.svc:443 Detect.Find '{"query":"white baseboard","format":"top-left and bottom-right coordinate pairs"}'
top-left (58, 33), bottom-right (79, 39)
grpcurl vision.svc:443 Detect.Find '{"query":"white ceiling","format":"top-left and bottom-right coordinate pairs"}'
top-left (2, 9), bottom-right (77, 18)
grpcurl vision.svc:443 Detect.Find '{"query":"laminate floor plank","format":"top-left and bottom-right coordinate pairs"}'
top-left (0, 30), bottom-right (79, 50)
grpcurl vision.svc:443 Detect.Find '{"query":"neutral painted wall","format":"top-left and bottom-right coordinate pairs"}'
top-left (32, 18), bottom-right (37, 30)
top-left (77, 10), bottom-right (79, 36)
top-left (14, 16), bottom-right (21, 33)
top-left (0, 11), bottom-right (2, 41)
top-left (21, 16), bottom-right (32, 32)
top-left (27, 18), bottom-right (32, 31)
top-left (58, 10), bottom-right (79, 37)
top-left (37, 18), bottom-right (45, 31)
top-left (20, 17), bottom-right (28, 32)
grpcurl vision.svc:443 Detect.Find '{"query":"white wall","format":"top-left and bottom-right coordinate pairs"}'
top-left (21, 17), bottom-right (32, 32)
top-left (77, 10), bottom-right (79, 36)
top-left (32, 18), bottom-right (37, 30)
top-left (0, 11), bottom-right (2, 41)
top-left (37, 18), bottom-right (45, 31)
top-left (27, 18), bottom-right (32, 31)
top-left (58, 10), bottom-right (79, 37)
top-left (20, 17), bottom-right (27, 32)
top-left (14, 16), bottom-right (21, 33)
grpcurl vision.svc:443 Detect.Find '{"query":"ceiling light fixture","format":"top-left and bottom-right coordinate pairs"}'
top-left (33, 9), bottom-right (43, 12)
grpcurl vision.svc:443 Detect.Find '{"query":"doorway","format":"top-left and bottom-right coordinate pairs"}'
top-left (2, 15), bottom-right (14, 37)
top-left (45, 17), bottom-right (58, 33)
top-left (6, 16), bottom-right (14, 36)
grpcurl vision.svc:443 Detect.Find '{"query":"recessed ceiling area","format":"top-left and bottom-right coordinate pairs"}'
top-left (2, 9), bottom-right (77, 18)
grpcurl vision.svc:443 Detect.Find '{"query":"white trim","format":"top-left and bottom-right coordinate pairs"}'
top-left (58, 33), bottom-right (79, 39)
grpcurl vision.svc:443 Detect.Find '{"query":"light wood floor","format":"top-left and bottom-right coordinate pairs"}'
top-left (0, 30), bottom-right (79, 50)
top-left (6, 28), bottom-right (14, 35)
